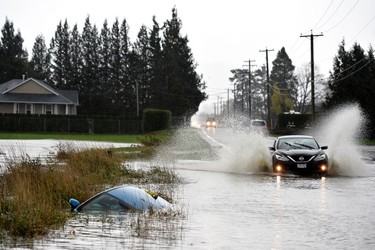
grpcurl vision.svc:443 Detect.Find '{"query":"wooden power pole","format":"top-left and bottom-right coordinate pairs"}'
top-left (300, 30), bottom-right (323, 122)
top-left (259, 48), bottom-right (274, 128)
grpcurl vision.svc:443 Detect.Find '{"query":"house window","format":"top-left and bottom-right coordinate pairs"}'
top-left (26, 104), bottom-right (32, 114)
top-left (45, 104), bottom-right (52, 115)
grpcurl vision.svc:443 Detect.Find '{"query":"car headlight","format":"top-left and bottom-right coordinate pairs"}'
top-left (314, 153), bottom-right (326, 161)
top-left (275, 154), bottom-right (289, 161)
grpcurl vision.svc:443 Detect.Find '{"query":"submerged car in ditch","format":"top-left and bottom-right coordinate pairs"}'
top-left (270, 135), bottom-right (328, 175)
top-left (69, 186), bottom-right (172, 212)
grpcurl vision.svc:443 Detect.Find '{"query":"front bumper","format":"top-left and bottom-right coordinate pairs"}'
top-left (273, 159), bottom-right (328, 174)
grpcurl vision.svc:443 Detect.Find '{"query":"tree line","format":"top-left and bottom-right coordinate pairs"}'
top-left (229, 41), bottom-right (375, 137)
top-left (0, 8), bottom-right (207, 117)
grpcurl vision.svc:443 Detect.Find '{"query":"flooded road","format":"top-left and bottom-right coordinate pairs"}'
top-left (177, 166), bottom-right (375, 249)
top-left (174, 126), bottom-right (375, 249)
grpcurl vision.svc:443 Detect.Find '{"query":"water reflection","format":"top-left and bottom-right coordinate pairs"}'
top-left (33, 210), bottom-right (186, 249)
top-left (8, 168), bottom-right (375, 249)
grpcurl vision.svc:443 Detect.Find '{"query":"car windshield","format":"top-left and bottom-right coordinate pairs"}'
top-left (79, 193), bottom-right (129, 212)
top-left (251, 120), bottom-right (266, 127)
top-left (277, 137), bottom-right (319, 150)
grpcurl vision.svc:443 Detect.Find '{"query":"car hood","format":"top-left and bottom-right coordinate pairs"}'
top-left (277, 149), bottom-right (323, 157)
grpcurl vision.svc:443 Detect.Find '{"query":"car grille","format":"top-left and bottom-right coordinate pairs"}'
top-left (287, 155), bottom-right (315, 163)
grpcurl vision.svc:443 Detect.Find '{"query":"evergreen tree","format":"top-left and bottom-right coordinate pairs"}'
top-left (109, 18), bottom-right (122, 115)
top-left (252, 68), bottom-right (267, 118)
top-left (326, 40), bottom-right (370, 105)
top-left (81, 16), bottom-right (100, 114)
top-left (270, 47), bottom-right (298, 113)
top-left (161, 8), bottom-right (207, 117)
top-left (229, 69), bottom-right (248, 115)
top-left (148, 16), bottom-right (164, 109)
top-left (98, 19), bottom-right (112, 110)
top-left (132, 25), bottom-right (151, 114)
top-left (325, 40), bottom-right (375, 137)
top-left (68, 24), bottom-right (83, 91)
top-left (29, 34), bottom-right (51, 82)
top-left (50, 19), bottom-right (71, 88)
top-left (0, 18), bottom-right (28, 83)
top-left (229, 67), bottom-right (267, 118)
top-left (119, 18), bottom-right (132, 114)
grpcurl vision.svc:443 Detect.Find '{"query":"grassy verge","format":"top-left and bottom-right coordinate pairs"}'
top-left (0, 131), bottom-right (179, 239)
top-left (0, 130), bottom-right (173, 144)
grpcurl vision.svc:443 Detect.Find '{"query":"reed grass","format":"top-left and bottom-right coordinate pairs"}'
top-left (0, 140), bottom-right (180, 239)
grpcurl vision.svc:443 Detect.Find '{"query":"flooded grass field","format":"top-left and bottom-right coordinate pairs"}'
top-left (2, 105), bottom-right (375, 249)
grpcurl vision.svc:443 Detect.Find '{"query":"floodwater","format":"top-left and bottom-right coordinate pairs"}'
top-left (4, 105), bottom-right (375, 249)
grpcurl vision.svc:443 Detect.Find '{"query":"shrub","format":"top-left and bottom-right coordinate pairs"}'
top-left (143, 109), bottom-right (171, 133)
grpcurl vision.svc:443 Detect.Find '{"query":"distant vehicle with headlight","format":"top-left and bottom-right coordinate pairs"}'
top-left (249, 119), bottom-right (268, 135)
top-left (269, 135), bottom-right (328, 175)
top-left (206, 118), bottom-right (218, 128)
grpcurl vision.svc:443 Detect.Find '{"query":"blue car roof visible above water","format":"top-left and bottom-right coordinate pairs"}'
top-left (78, 185), bottom-right (171, 211)
top-left (107, 186), bottom-right (160, 210)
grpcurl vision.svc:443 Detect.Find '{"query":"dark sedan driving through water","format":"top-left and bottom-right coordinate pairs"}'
top-left (270, 135), bottom-right (328, 175)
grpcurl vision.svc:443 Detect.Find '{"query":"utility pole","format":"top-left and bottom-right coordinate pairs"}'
top-left (217, 96), bottom-right (220, 116)
top-left (259, 48), bottom-right (274, 128)
top-left (232, 83), bottom-right (236, 118)
top-left (300, 30), bottom-right (323, 123)
top-left (227, 88), bottom-right (230, 116)
top-left (243, 59), bottom-right (256, 119)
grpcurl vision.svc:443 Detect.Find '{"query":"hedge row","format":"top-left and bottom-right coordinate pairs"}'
top-left (0, 114), bottom-right (142, 134)
top-left (143, 109), bottom-right (171, 133)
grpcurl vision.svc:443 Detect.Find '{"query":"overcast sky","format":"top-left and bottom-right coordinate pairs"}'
top-left (1, 0), bottom-right (374, 114)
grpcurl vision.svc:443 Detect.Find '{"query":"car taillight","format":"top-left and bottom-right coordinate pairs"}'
top-left (276, 165), bottom-right (282, 172)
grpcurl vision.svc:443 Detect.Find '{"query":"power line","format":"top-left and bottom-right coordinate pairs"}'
top-left (321, 57), bottom-right (375, 83)
top-left (323, 0), bottom-right (360, 33)
top-left (312, 0), bottom-right (335, 29)
top-left (316, 0), bottom-right (345, 30)
top-left (349, 14), bottom-right (375, 43)
top-left (316, 13), bottom-right (375, 65)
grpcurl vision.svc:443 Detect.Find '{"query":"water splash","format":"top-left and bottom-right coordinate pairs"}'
top-left (218, 131), bottom-right (272, 174)
top-left (313, 104), bottom-right (370, 176)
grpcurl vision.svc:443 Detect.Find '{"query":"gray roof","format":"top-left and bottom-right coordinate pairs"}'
top-left (0, 79), bottom-right (79, 105)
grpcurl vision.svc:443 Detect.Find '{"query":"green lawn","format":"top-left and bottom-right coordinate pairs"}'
top-left (0, 131), bottom-right (172, 143)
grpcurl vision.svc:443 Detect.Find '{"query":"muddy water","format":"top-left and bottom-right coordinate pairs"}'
top-left (27, 125), bottom-right (375, 249)
top-left (7, 105), bottom-right (375, 249)
top-left (177, 166), bottom-right (375, 249)
top-left (30, 157), bottom-right (375, 249)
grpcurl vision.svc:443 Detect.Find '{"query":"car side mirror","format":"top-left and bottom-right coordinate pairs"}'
top-left (69, 198), bottom-right (80, 211)
top-left (321, 146), bottom-right (328, 150)
top-left (269, 147), bottom-right (275, 151)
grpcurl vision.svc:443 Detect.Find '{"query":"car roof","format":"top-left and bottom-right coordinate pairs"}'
top-left (277, 135), bottom-right (314, 139)
top-left (77, 185), bottom-right (171, 211)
